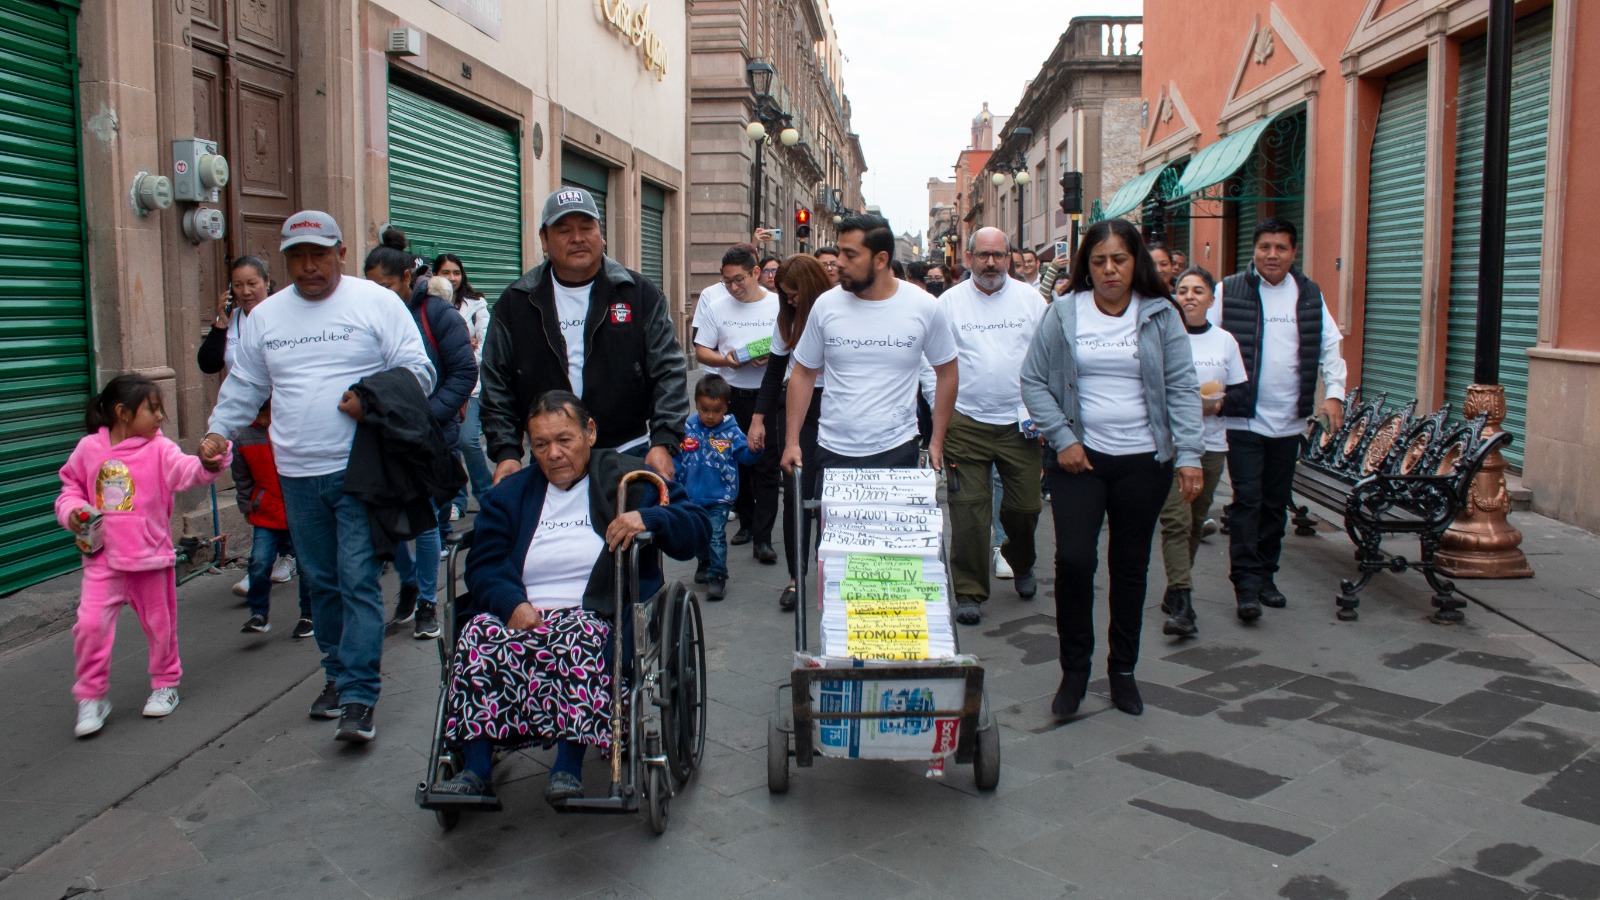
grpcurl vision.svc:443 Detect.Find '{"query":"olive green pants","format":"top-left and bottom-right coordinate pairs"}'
top-left (945, 411), bottom-right (1042, 605)
top-left (1158, 450), bottom-right (1227, 591)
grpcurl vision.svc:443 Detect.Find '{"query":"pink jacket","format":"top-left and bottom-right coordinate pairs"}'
top-left (56, 428), bottom-right (230, 572)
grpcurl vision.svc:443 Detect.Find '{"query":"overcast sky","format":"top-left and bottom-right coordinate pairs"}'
top-left (830, 0), bottom-right (1144, 238)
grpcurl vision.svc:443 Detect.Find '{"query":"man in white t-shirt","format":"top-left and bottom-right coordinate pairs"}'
top-left (782, 214), bottom-right (959, 475)
top-left (942, 228), bottom-right (1047, 624)
top-left (202, 210), bottom-right (436, 744)
top-left (694, 245), bottom-right (781, 562)
top-left (1212, 217), bottom-right (1346, 620)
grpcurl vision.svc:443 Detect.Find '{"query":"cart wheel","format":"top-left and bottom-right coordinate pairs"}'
top-left (767, 712), bottom-right (789, 793)
top-left (974, 724), bottom-right (1001, 791)
top-left (645, 764), bottom-right (670, 834)
top-left (665, 588), bottom-right (707, 786)
top-left (433, 755), bottom-right (462, 831)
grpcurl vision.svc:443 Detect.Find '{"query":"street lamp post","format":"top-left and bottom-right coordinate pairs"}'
top-left (746, 60), bottom-right (798, 235)
top-left (989, 127), bottom-right (1032, 251)
top-left (1435, 0), bottom-right (1532, 582)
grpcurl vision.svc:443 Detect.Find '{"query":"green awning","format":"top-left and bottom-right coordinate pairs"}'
top-left (1098, 163), bottom-right (1175, 221)
top-left (1174, 114), bottom-right (1278, 198)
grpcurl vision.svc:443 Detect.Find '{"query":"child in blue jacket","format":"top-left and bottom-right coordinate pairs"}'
top-left (680, 375), bottom-right (762, 600)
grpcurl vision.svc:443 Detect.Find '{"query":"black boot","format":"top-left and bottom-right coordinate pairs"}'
top-left (1160, 585), bottom-right (1183, 615)
top-left (1163, 589), bottom-right (1198, 637)
top-left (1108, 671), bottom-right (1144, 716)
top-left (1051, 669), bottom-right (1090, 719)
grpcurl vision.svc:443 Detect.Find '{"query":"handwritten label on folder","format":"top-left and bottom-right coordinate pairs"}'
top-left (844, 554), bottom-right (922, 583)
top-left (846, 637), bottom-right (930, 660)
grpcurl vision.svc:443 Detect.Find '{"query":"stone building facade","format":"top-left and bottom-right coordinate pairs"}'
top-left (686, 0), bottom-right (865, 320)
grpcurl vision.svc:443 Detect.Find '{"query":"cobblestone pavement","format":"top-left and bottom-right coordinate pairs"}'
top-left (3, 500), bottom-right (1600, 899)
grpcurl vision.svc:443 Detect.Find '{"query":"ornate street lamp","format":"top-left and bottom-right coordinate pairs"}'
top-left (745, 60), bottom-right (798, 232)
top-left (989, 127), bottom-right (1033, 249)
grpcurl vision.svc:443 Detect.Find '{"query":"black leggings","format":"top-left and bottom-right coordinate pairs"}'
top-left (770, 386), bottom-right (823, 579)
top-left (1046, 448), bottom-right (1172, 675)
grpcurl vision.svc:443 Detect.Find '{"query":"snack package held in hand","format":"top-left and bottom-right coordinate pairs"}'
top-left (734, 336), bottom-right (773, 364)
top-left (1199, 380), bottom-right (1224, 399)
top-left (75, 509), bottom-right (103, 555)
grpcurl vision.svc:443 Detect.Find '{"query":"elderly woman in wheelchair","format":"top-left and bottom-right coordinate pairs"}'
top-left (431, 391), bottom-right (710, 808)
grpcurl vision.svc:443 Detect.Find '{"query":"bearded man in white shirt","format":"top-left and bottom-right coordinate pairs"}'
top-left (942, 228), bottom-right (1047, 625)
top-left (1213, 217), bottom-right (1346, 621)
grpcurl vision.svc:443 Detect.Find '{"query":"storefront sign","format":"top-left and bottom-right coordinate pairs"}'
top-left (600, 0), bottom-right (669, 81)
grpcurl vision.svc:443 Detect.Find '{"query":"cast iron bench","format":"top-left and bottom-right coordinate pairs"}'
top-left (1289, 388), bottom-right (1509, 623)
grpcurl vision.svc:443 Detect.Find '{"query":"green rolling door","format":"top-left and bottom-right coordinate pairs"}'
top-left (561, 151), bottom-right (610, 239)
top-left (1233, 192), bottom-right (1258, 276)
top-left (386, 83), bottom-right (522, 302)
top-left (1445, 9), bottom-right (1552, 469)
top-left (0, 0), bottom-right (91, 594)
top-left (640, 182), bottom-right (666, 289)
top-left (1360, 62), bottom-right (1430, 404)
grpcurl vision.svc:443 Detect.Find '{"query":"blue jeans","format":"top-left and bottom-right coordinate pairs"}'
top-left (393, 502), bottom-right (442, 605)
top-left (700, 502), bottom-right (731, 580)
top-left (280, 472), bottom-right (386, 706)
top-left (454, 396), bottom-right (493, 511)
top-left (991, 468), bottom-right (1007, 547)
top-left (246, 526), bottom-right (312, 620)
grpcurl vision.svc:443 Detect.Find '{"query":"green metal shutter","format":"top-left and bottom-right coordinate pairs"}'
top-left (1360, 62), bottom-right (1430, 404)
top-left (0, 0), bottom-right (91, 594)
top-left (1233, 192), bottom-right (1258, 275)
top-left (386, 83), bottom-right (522, 302)
top-left (640, 182), bottom-right (666, 289)
top-left (561, 151), bottom-right (609, 238)
top-left (1445, 9), bottom-right (1552, 469)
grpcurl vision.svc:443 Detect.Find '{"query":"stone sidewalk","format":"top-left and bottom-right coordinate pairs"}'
top-left (3, 498), bottom-right (1600, 899)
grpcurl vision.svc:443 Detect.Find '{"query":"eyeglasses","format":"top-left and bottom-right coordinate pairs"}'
top-left (971, 251), bottom-right (1007, 262)
top-left (762, 267), bottom-right (779, 275)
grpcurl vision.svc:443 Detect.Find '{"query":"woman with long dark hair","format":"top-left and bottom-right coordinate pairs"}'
top-left (1020, 218), bottom-right (1205, 719)
top-left (434, 253), bottom-right (493, 513)
top-left (749, 253), bottom-right (831, 611)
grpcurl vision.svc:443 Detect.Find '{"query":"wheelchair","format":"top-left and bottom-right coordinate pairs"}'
top-left (415, 470), bottom-right (708, 834)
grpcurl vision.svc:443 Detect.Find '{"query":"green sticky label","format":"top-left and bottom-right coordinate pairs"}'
top-left (744, 336), bottom-right (772, 358)
top-left (844, 554), bottom-right (922, 582)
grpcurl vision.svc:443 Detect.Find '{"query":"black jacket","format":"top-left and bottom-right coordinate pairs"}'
top-left (1218, 268), bottom-right (1326, 421)
top-left (461, 449), bottom-right (710, 625)
top-left (343, 368), bottom-right (467, 559)
top-left (478, 257), bottom-right (689, 464)
top-left (406, 282), bottom-right (477, 448)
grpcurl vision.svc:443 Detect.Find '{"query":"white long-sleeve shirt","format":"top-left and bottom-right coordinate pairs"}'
top-left (206, 275), bottom-right (436, 477)
top-left (1211, 275), bottom-right (1346, 438)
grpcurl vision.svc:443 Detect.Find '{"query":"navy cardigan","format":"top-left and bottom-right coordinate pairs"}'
top-left (461, 449), bottom-right (710, 624)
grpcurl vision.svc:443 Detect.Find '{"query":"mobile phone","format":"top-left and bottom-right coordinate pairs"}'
top-left (771, 228), bottom-right (783, 241)
top-left (1055, 241), bottom-right (1070, 260)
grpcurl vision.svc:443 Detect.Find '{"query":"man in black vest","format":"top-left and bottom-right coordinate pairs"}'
top-left (479, 188), bottom-right (689, 484)
top-left (1215, 217), bottom-right (1347, 621)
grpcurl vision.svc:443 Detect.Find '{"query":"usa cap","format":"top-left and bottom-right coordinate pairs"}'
top-left (541, 188), bottom-right (601, 229)
top-left (279, 210), bottom-right (343, 251)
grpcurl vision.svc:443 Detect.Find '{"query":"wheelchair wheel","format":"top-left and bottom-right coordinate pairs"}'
top-left (433, 753), bottom-right (462, 831)
top-left (767, 712), bottom-right (789, 794)
top-left (643, 735), bottom-right (669, 835)
top-left (664, 587), bottom-right (707, 785)
top-left (974, 722), bottom-right (1001, 792)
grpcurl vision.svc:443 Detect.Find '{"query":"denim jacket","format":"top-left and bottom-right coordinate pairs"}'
top-left (1019, 291), bottom-right (1205, 469)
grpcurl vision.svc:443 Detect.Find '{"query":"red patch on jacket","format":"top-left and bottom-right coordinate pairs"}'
top-left (681, 437), bottom-right (700, 453)
top-left (609, 303), bottom-right (632, 324)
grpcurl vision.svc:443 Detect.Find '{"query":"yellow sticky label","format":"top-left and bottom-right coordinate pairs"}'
top-left (846, 637), bottom-right (930, 660)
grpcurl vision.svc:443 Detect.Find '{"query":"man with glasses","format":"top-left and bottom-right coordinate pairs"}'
top-left (694, 245), bottom-right (782, 563)
top-left (813, 245), bottom-right (841, 286)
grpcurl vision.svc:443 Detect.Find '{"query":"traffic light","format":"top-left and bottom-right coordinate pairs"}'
top-left (1059, 171), bottom-right (1083, 215)
top-left (796, 207), bottom-right (811, 239)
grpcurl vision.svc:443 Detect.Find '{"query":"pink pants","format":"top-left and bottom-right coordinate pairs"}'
top-left (72, 565), bottom-right (181, 702)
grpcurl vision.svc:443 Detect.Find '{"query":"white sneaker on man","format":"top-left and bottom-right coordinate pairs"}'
top-left (231, 575), bottom-right (249, 597)
top-left (993, 547), bottom-right (1015, 580)
top-left (271, 555), bottom-right (296, 583)
top-left (74, 699), bottom-right (111, 737)
top-left (143, 687), bottom-right (180, 717)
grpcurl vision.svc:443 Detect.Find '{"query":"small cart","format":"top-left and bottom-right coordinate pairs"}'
top-left (766, 467), bottom-right (1001, 792)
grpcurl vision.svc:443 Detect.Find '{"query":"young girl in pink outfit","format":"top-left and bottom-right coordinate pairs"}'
top-left (56, 374), bottom-right (230, 737)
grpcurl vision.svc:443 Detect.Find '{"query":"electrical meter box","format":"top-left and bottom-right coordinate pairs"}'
top-left (172, 138), bottom-right (230, 203)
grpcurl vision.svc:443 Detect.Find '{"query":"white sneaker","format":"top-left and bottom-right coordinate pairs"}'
top-left (74, 699), bottom-right (111, 737)
top-left (232, 575), bottom-right (249, 597)
top-left (271, 555), bottom-right (296, 583)
top-left (449, 506), bottom-right (462, 522)
top-left (993, 547), bottom-right (1015, 580)
top-left (143, 687), bottom-right (180, 717)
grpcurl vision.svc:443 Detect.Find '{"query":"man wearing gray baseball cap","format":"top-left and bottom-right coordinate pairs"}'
top-left (202, 209), bottom-right (435, 744)
top-left (479, 187), bottom-right (689, 482)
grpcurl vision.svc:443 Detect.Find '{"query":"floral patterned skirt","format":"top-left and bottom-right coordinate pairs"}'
top-left (443, 609), bottom-right (615, 750)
